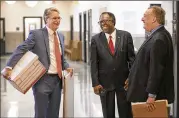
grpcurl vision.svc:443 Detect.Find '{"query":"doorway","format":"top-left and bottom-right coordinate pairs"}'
top-left (0, 18), bottom-right (5, 55)
top-left (87, 9), bottom-right (92, 65)
top-left (79, 13), bottom-right (82, 41)
top-left (70, 16), bottom-right (74, 40)
top-left (23, 16), bottom-right (42, 40)
top-left (83, 11), bottom-right (87, 63)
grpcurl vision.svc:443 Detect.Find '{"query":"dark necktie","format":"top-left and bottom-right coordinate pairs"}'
top-left (108, 35), bottom-right (115, 55)
top-left (54, 32), bottom-right (62, 78)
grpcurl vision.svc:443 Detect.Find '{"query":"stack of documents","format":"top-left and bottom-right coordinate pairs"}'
top-left (2, 51), bottom-right (46, 94)
top-left (132, 100), bottom-right (168, 118)
top-left (63, 70), bottom-right (74, 118)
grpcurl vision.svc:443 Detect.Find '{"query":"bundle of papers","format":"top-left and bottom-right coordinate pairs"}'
top-left (132, 100), bottom-right (168, 118)
top-left (1, 51), bottom-right (46, 94)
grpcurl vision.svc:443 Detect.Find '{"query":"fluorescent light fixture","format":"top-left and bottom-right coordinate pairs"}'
top-left (5, 1), bottom-right (16, 4)
top-left (25, 1), bottom-right (38, 7)
top-left (44, 1), bottom-right (52, 4)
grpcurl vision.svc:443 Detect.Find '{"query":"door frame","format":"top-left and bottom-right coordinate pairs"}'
top-left (87, 9), bottom-right (92, 65)
top-left (0, 18), bottom-right (5, 40)
top-left (83, 11), bottom-right (87, 63)
top-left (0, 17), bottom-right (6, 55)
top-left (70, 15), bottom-right (74, 40)
top-left (172, 1), bottom-right (179, 117)
top-left (176, 1), bottom-right (179, 117)
top-left (79, 13), bottom-right (82, 41)
top-left (23, 16), bottom-right (42, 40)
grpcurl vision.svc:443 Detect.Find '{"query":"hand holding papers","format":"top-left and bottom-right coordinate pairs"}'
top-left (1, 51), bottom-right (46, 94)
top-left (132, 100), bottom-right (168, 118)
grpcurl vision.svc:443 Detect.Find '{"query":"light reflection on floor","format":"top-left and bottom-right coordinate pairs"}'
top-left (1, 57), bottom-right (105, 117)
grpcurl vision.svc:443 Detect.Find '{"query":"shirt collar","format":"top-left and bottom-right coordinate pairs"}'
top-left (46, 25), bottom-right (57, 35)
top-left (148, 25), bottom-right (163, 36)
top-left (105, 29), bottom-right (116, 39)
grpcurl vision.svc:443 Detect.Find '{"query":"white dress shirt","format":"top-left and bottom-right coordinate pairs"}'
top-left (46, 26), bottom-right (62, 74)
top-left (6, 26), bottom-right (62, 74)
top-left (105, 29), bottom-right (116, 48)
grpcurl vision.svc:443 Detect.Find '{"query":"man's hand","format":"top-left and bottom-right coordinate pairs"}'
top-left (93, 85), bottom-right (103, 95)
top-left (146, 97), bottom-right (156, 112)
top-left (1, 68), bottom-right (12, 80)
top-left (65, 68), bottom-right (73, 77)
top-left (124, 79), bottom-right (129, 90)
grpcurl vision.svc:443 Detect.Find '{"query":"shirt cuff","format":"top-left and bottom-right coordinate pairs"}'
top-left (148, 93), bottom-right (157, 98)
top-left (6, 66), bottom-right (12, 70)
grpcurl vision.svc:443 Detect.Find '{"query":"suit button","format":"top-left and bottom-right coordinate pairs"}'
top-left (113, 68), bottom-right (115, 70)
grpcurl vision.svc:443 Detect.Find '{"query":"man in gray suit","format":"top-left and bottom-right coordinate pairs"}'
top-left (2, 7), bottom-right (73, 118)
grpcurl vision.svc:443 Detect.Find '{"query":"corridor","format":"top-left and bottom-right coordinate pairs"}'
top-left (1, 56), bottom-right (120, 117)
top-left (1, 1), bottom-right (178, 117)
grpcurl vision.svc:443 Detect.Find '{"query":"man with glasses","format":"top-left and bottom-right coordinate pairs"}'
top-left (90, 12), bottom-right (135, 118)
top-left (2, 7), bottom-right (73, 118)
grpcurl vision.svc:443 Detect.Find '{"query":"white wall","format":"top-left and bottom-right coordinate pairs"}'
top-left (108, 1), bottom-right (162, 35)
top-left (162, 1), bottom-right (173, 34)
top-left (71, 1), bottom-right (173, 35)
top-left (70, 1), bottom-right (110, 33)
top-left (1, 1), bottom-right (72, 32)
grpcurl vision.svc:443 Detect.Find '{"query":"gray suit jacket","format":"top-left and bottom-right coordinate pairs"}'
top-left (6, 27), bottom-right (69, 74)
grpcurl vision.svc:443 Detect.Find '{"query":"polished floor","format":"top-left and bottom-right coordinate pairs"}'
top-left (0, 55), bottom-right (120, 117)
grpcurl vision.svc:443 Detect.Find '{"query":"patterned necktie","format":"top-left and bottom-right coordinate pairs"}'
top-left (54, 32), bottom-right (62, 78)
top-left (108, 35), bottom-right (115, 55)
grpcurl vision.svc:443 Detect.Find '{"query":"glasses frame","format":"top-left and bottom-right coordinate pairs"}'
top-left (98, 19), bottom-right (113, 24)
top-left (49, 16), bottom-right (62, 21)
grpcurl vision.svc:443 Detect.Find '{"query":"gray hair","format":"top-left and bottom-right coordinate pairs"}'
top-left (149, 6), bottom-right (166, 25)
top-left (43, 7), bottom-right (60, 24)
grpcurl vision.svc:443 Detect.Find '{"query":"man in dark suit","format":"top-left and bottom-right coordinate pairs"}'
top-left (90, 12), bottom-right (135, 118)
top-left (126, 6), bottom-right (174, 112)
top-left (1, 7), bottom-right (73, 118)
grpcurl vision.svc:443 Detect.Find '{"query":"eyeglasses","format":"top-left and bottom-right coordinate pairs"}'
top-left (49, 17), bottom-right (62, 21)
top-left (98, 20), bottom-right (113, 24)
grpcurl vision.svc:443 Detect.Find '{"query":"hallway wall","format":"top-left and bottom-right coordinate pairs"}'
top-left (1, 1), bottom-right (72, 32)
top-left (1, 1), bottom-right (173, 53)
top-left (70, 1), bottom-right (173, 49)
top-left (1, 1), bottom-right (72, 53)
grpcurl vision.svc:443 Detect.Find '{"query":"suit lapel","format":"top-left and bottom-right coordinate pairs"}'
top-left (137, 35), bottom-right (153, 54)
top-left (114, 30), bottom-right (121, 54)
top-left (100, 32), bottom-right (113, 56)
top-left (42, 27), bottom-right (50, 57)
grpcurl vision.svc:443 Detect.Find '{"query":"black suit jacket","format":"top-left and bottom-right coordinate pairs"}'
top-left (127, 26), bottom-right (174, 104)
top-left (90, 29), bottom-right (135, 91)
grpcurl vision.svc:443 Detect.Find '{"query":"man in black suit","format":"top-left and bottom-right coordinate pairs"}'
top-left (126, 6), bottom-right (174, 112)
top-left (90, 12), bottom-right (135, 118)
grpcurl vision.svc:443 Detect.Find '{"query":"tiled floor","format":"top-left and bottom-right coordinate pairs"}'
top-left (0, 56), bottom-right (107, 117)
top-left (0, 55), bottom-right (175, 117)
